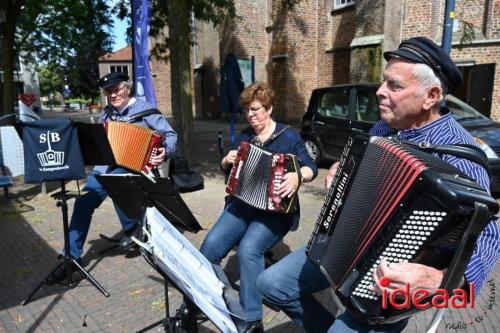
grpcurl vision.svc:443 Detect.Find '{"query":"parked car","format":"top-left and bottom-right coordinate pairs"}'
top-left (301, 84), bottom-right (500, 193)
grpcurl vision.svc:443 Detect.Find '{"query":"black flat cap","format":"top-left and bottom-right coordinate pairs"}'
top-left (384, 36), bottom-right (463, 93)
top-left (98, 72), bottom-right (129, 89)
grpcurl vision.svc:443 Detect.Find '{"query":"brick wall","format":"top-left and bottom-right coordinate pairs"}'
top-left (219, 0), bottom-right (320, 121)
top-left (150, 55), bottom-right (172, 117)
top-left (400, 0), bottom-right (500, 121)
top-left (192, 0), bottom-right (500, 121)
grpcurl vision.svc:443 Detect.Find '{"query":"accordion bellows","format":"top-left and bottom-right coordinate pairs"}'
top-left (307, 133), bottom-right (498, 324)
top-left (105, 121), bottom-right (162, 174)
top-left (226, 142), bottom-right (300, 213)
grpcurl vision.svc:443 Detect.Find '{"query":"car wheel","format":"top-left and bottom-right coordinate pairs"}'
top-left (304, 139), bottom-right (322, 164)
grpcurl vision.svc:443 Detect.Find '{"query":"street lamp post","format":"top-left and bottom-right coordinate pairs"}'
top-left (441, 0), bottom-right (456, 55)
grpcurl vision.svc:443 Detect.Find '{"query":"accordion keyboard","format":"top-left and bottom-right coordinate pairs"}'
top-left (352, 210), bottom-right (447, 301)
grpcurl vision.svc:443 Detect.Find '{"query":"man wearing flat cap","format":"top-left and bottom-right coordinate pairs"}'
top-left (47, 72), bottom-right (177, 284)
top-left (256, 37), bottom-right (499, 332)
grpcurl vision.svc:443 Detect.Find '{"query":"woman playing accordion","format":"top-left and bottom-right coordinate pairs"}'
top-left (178, 82), bottom-right (317, 333)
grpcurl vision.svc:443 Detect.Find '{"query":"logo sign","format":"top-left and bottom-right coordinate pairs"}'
top-left (19, 94), bottom-right (36, 107)
top-left (36, 130), bottom-right (66, 169)
top-left (380, 277), bottom-right (475, 310)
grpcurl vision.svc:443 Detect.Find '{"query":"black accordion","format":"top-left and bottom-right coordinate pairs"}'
top-left (226, 141), bottom-right (300, 213)
top-left (307, 132), bottom-right (498, 324)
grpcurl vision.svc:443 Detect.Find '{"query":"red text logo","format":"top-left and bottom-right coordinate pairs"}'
top-left (380, 277), bottom-right (475, 310)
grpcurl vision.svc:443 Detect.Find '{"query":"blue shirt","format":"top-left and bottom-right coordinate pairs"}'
top-left (231, 122), bottom-right (319, 230)
top-left (95, 98), bottom-right (177, 173)
top-left (370, 110), bottom-right (499, 294)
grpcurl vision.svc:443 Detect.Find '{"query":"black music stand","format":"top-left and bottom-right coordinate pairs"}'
top-left (21, 122), bottom-right (113, 305)
top-left (95, 174), bottom-right (202, 233)
top-left (95, 174), bottom-right (206, 333)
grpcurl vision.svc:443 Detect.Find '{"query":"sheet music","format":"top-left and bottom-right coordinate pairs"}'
top-left (146, 207), bottom-right (240, 333)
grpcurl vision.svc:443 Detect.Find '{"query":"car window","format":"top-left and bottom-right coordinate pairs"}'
top-left (445, 95), bottom-right (486, 121)
top-left (318, 89), bottom-right (349, 118)
top-left (355, 90), bottom-right (380, 122)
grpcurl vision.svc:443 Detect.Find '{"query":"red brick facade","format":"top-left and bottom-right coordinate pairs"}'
top-left (190, 0), bottom-right (500, 121)
top-left (141, 0), bottom-right (499, 122)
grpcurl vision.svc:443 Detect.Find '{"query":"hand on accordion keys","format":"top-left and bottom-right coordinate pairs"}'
top-left (277, 171), bottom-right (301, 198)
top-left (150, 147), bottom-right (166, 166)
top-left (370, 259), bottom-right (445, 295)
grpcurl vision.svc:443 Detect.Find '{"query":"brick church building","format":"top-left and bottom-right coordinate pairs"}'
top-left (194, 0), bottom-right (500, 122)
top-left (99, 0), bottom-right (500, 122)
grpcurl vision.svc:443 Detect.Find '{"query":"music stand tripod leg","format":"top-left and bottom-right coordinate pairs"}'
top-left (72, 258), bottom-right (110, 297)
top-left (21, 261), bottom-right (65, 306)
top-left (22, 181), bottom-right (110, 305)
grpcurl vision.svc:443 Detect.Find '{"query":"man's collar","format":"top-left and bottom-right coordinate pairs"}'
top-left (397, 108), bottom-right (452, 139)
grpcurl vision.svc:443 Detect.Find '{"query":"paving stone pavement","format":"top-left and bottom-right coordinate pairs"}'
top-left (0, 111), bottom-right (498, 333)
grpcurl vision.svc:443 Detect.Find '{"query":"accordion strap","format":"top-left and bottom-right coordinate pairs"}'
top-left (400, 140), bottom-right (491, 178)
top-left (268, 125), bottom-right (291, 142)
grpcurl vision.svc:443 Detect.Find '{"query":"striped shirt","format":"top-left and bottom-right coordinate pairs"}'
top-left (370, 110), bottom-right (500, 294)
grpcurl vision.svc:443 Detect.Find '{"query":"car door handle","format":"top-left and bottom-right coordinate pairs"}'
top-left (314, 120), bottom-right (325, 125)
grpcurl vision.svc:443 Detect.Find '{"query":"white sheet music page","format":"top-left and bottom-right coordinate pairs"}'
top-left (146, 207), bottom-right (240, 333)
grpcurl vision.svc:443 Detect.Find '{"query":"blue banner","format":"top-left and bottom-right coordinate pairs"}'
top-left (133, 0), bottom-right (157, 107)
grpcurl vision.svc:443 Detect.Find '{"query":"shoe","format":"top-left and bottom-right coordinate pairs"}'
top-left (120, 224), bottom-right (140, 249)
top-left (45, 258), bottom-right (83, 285)
top-left (242, 320), bottom-right (263, 333)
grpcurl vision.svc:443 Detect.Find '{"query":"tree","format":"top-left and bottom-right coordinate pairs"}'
top-left (115, 0), bottom-right (236, 162)
top-left (0, 0), bottom-right (113, 117)
top-left (115, 0), bottom-right (299, 162)
top-left (38, 61), bottom-right (63, 97)
top-left (0, 0), bottom-right (26, 118)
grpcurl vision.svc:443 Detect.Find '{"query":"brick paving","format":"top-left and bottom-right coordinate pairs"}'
top-left (0, 110), bottom-right (498, 332)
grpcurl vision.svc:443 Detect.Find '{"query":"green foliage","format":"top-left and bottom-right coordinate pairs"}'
top-left (1, 0), bottom-right (113, 112)
top-left (112, 0), bottom-right (236, 63)
top-left (38, 62), bottom-right (64, 97)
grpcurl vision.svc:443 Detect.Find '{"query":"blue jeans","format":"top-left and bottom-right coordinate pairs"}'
top-left (68, 168), bottom-right (138, 259)
top-left (328, 311), bottom-right (408, 333)
top-left (257, 246), bottom-right (408, 333)
top-left (200, 199), bottom-right (290, 321)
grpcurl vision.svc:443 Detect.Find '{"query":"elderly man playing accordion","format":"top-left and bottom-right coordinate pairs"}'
top-left (47, 72), bottom-right (177, 285)
top-left (257, 36), bottom-right (499, 333)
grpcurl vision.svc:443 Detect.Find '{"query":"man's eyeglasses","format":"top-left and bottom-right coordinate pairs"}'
top-left (103, 85), bottom-right (126, 97)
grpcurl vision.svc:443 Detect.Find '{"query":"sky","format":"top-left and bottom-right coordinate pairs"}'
top-left (112, 16), bottom-right (129, 51)
top-left (109, 0), bottom-right (129, 51)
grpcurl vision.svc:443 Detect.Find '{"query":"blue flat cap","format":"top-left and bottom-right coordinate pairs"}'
top-left (98, 72), bottom-right (129, 89)
top-left (383, 36), bottom-right (463, 93)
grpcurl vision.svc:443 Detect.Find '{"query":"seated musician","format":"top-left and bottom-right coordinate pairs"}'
top-left (256, 36), bottom-right (500, 333)
top-left (178, 82), bottom-right (317, 333)
top-left (47, 72), bottom-right (177, 284)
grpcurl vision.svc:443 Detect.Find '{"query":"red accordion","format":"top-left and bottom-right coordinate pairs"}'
top-left (104, 121), bottom-right (162, 176)
top-left (307, 132), bottom-right (498, 324)
top-left (226, 142), bottom-right (300, 213)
